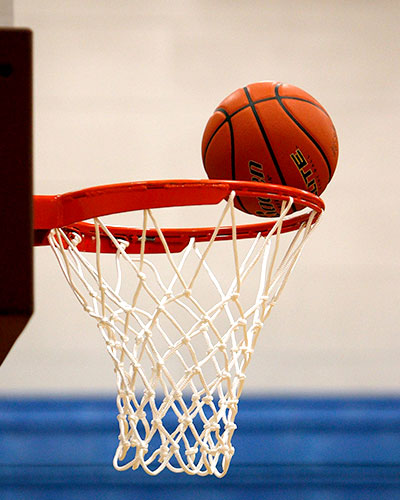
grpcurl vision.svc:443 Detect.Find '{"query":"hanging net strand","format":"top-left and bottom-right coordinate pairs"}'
top-left (47, 190), bottom-right (321, 477)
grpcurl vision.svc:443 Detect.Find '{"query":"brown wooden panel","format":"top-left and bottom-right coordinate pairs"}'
top-left (0, 29), bottom-right (33, 365)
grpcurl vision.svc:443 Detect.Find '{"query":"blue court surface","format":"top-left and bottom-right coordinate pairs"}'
top-left (1, 396), bottom-right (400, 500)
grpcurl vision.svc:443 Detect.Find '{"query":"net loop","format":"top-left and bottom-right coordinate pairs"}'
top-left (48, 190), bottom-right (321, 477)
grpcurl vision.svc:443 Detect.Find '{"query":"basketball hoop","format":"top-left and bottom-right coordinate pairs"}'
top-left (34, 179), bottom-right (324, 477)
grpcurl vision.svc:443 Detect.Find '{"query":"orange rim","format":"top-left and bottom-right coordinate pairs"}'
top-left (34, 179), bottom-right (324, 253)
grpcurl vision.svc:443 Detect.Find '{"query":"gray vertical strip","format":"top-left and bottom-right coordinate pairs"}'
top-left (0, 0), bottom-right (14, 27)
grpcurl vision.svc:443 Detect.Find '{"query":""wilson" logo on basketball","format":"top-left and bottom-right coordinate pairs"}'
top-left (248, 161), bottom-right (277, 216)
top-left (290, 149), bottom-right (318, 194)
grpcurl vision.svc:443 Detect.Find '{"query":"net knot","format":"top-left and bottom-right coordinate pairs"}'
top-left (120, 333), bottom-right (129, 344)
top-left (83, 304), bottom-right (93, 314)
top-left (183, 288), bottom-right (192, 298)
top-left (172, 389), bottom-right (183, 399)
top-left (226, 398), bottom-right (239, 409)
top-left (159, 444), bottom-right (170, 461)
top-left (218, 370), bottom-right (230, 380)
top-left (170, 442), bottom-right (180, 453)
top-left (178, 415), bottom-right (193, 427)
top-left (181, 335), bottom-right (191, 345)
top-left (135, 409), bottom-right (147, 420)
top-left (185, 447), bottom-right (198, 458)
top-left (231, 292), bottom-right (240, 301)
top-left (114, 361), bottom-right (125, 372)
top-left (143, 389), bottom-right (155, 399)
top-left (199, 442), bottom-right (211, 454)
top-left (132, 361), bottom-right (141, 371)
top-left (137, 271), bottom-right (146, 281)
top-left (151, 417), bottom-right (163, 428)
top-left (120, 302), bottom-right (133, 314)
top-left (260, 294), bottom-right (273, 304)
top-left (202, 395), bottom-right (213, 405)
top-left (186, 366), bottom-right (201, 377)
top-left (128, 414), bottom-right (139, 426)
top-left (224, 422), bottom-right (237, 432)
top-left (218, 444), bottom-right (235, 456)
top-left (216, 342), bottom-right (226, 352)
top-left (204, 421), bottom-right (220, 432)
top-left (153, 360), bottom-right (164, 375)
top-left (237, 318), bottom-right (247, 327)
top-left (119, 438), bottom-right (131, 450)
top-left (97, 317), bottom-right (111, 329)
top-left (137, 441), bottom-right (148, 455)
top-left (191, 393), bottom-right (201, 403)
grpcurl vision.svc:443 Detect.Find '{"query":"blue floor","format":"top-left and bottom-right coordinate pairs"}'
top-left (1, 396), bottom-right (400, 499)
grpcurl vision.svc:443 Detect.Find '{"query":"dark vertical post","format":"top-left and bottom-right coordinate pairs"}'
top-left (0, 29), bottom-right (33, 365)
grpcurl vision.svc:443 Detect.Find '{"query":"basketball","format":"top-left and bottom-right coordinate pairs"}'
top-left (201, 81), bottom-right (339, 217)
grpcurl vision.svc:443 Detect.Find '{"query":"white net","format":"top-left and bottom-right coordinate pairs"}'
top-left (48, 192), bottom-right (319, 477)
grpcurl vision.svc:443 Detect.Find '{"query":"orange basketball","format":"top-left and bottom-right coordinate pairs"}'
top-left (201, 81), bottom-right (338, 217)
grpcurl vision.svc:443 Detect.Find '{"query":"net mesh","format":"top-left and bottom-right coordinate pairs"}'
top-left (48, 192), bottom-right (319, 477)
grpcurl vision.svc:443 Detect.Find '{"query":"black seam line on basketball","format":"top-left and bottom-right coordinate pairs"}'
top-left (216, 109), bottom-right (251, 214)
top-left (243, 86), bottom-right (287, 186)
top-left (219, 96), bottom-right (325, 122)
top-left (278, 96), bottom-right (330, 117)
top-left (203, 96), bottom-right (325, 162)
top-left (275, 84), bottom-right (332, 180)
top-left (201, 107), bottom-right (251, 210)
top-left (232, 192), bottom-right (251, 214)
top-left (202, 100), bottom-right (273, 162)
top-left (202, 108), bottom-right (229, 163)
top-left (215, 108), bottom-right (236, 180)
top-left (244, 87), bottom-right (299, 214)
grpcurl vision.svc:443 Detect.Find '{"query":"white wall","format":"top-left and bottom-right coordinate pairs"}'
top-left (1, 0), bottom-right (399, 394)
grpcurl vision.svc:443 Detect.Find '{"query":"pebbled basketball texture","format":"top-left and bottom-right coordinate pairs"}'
top-left (201, 81), bottom-right (339, 217)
